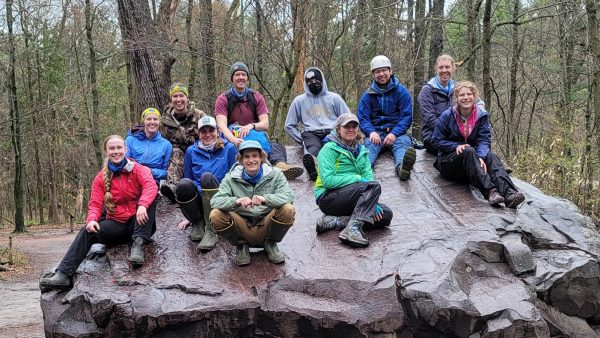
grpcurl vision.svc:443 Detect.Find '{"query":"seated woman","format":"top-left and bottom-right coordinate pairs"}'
top-left (40, 135), bottom-right (158, 290)
top-left (314, 113), bottom-right (393, 248)
top-left (418, 54), bottom-right (456, 155)
top-left (210, 140), bottom-right (295, 266)
top-left (125, 107), bottom-right (173, 183)
top-left (175, 116), bottom-right (237, 251)
top-left (432, 81), bottom-right (525, 208)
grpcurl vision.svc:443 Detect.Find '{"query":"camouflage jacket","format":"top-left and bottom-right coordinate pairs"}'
top-left (160, 101), bottom-right (206, 151)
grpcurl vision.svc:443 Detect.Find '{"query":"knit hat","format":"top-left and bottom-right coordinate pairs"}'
top-left (305, 68), bottom-right (323, 83)
top-left (230, 62), bottom-right (250, 81)
top-left (141, 107), bottom-right (161, 122)
top-left (335, 113), bottom-right (359, 127)
top-left (169, 83), bottom-right (189, 97)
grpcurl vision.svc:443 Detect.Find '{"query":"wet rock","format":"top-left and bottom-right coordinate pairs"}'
top-left (41, 149), bottom-right (600, 337)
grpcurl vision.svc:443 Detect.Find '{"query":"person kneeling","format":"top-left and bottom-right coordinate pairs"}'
top-left (210, 140), bottom-right (295, 266)
top-left (314, 113), bottom-right (393, 247)
top-left (40, 135), bottom-right (158, 290)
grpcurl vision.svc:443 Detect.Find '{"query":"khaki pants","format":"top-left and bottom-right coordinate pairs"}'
top-left (210, 204), bottom-right (295, 247)
top-left (166, 148), bottom-right (185, 185)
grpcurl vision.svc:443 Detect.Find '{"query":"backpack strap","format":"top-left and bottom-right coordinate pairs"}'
top-left (225, 88), bottom-right (258, 122)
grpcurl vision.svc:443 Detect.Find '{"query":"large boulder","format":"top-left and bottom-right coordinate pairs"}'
top-left (41, 148), bottom-right (600, 337)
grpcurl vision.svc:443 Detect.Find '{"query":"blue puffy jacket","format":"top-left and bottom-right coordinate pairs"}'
top-left (432, 106), bottom-right (491, 159)
top-left (357, 75), bottom-right (413, 137)
top-left (125, 129), bottom-right (172, 182)
top-left (183, 139), bottom-right (238, 192)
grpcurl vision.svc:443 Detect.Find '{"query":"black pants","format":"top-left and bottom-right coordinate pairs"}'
top-left (176, 173), bottom-right (219, 200)
top-left (438, 147), bottom-right (516, 198)
top-left (269, 141), bottom-right (288, 165)
top-left (424, 139), bottom-right (437, 155)
top-left (301, 130), bottom-right (330, 157)
top-left (317, 181), bottom-right (393, 228)
top-left (57, 200), bottom-right (157, 276)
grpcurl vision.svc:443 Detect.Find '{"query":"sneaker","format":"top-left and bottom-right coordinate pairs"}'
top-left (488, 188), bottom-right (505, 207)
top-left (302, 154), bottom-right (318, 181)
top-left (505, 191), bottom-right (525, 208)
top-left (274, 162), bottom-right (304, 180)
top-left (398, 147), bottom-right (417, 181)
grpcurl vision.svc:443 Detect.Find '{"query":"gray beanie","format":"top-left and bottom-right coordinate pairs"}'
top-left (230, 62), bottom-right (250, 81)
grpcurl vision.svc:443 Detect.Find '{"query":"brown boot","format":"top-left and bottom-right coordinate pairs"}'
top-left (274, 162), bottom-right (304, 180)
top-left (488, 188), bottom-right (505, 207)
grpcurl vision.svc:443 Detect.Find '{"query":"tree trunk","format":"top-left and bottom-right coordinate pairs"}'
top-left (353, 0), bottom-right (367, 105)
top-left (586, 0), bottom-right (599, 204)
top-left (186, 0), bottom-right (197, 99)
top-left (506, 0), bottom-right (521, 159)
top-left (428, 0), bottom-right (445, 74)
top-left (413, 0), bottom-right (427, 139)
top-left (200, 0), bottom-right (215, 111)
top-left (85, 0), bottom-right (103, 166)
top-left (255, 0), bottom-right (264, 90)
top-left (481, 0), bottom-right (492, 108)
top-left (117, 0), bottom-right (179, 116)
top-left (7, 0), bottom-right (25, 233)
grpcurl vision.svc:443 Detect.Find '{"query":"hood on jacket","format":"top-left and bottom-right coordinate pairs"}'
top-left (303, 67), bottom-right (329, 97)
top-left (367, 74), bottom-right (400, 95)
top-left (426, 77), bottom-right (455, 94)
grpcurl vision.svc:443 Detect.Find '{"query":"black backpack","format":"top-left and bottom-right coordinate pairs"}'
top-left (225, 88), bottom-right (258, 122)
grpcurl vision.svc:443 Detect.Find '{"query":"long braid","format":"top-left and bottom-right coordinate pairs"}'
top-left (102, 159), bottom-right (116, 214)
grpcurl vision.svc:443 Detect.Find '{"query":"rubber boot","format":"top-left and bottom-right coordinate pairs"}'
top-left (177, 193), bottom-right (205, 241)
top-left (214, 222), bottom-right (250, 266)
top-left (316, 215), bottom-right (351, 234)
top-left (302, 154), bottom-right (318, 181)
top-left (197, 189), bottom-right (218, 251)
top-left (40, 270), bottom-right (71, 290)
top-left (128, 237), bottom-right (145, 266)
top-left (159, 180), bottom-right (177, 203)
top-left (338, 219), bottom-right (369, 248)
top-left (264, 219), bottom-right (292, 264)
top-left (274, 162), bottom-right (304, 180)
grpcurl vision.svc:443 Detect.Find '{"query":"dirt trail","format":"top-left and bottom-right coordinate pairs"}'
top-left (0, 229), bottom-right (76, 337)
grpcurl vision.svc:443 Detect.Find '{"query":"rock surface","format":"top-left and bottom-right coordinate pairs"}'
top-left (41, 148), bottom-right (600, 337)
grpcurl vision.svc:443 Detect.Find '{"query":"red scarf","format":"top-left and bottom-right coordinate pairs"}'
top-left (454, 106), bottom-right (478, 142)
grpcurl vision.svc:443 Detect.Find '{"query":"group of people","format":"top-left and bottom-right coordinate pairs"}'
top-left (41, 55), bottom-right (526, 290)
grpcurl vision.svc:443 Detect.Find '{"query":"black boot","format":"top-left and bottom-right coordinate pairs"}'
top-left (316, 215), bottom-right (350, 234)
top-left (128, 237), bottom-right (145, 266)
top-left (40, 270), bottom-right (71, 290)
top-left (338, 219), bottom-right (369, 247)
top-left (302, 154), bottom-right (318, 181)
top-left (159, 180), bottom-right (177, 203)
top-left (197, 189), bottom-right (218, 251)
top-left (264, 219), bottom-right (293, 264)
top-left (177, 193), bottom-right (205, 241)
top-left (214, 222), bottom-right (251, 266)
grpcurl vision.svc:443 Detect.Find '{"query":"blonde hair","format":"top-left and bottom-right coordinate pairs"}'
top-left (101, 135), bottom-right (125, 214)
top-left (435, 54), bottom-right (456, 69)
top-left (453, 81), bottom-right (480, 105)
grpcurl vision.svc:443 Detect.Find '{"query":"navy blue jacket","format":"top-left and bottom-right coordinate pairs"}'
top-left (432, 106), bottom-right (491, 159)
top-left (125, 129), bottom-right (172, 182)
top-left (183, 139), bottom-right (237, 192)
top-left (418, 78), bottom-right (453, 145)
top-left (357, 75), bottom-right (413, 137)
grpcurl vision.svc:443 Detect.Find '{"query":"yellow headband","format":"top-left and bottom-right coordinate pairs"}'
top-left (169, 83), bottom-right (189, 97)
top-left (141, 107), bottom-right (161, 122)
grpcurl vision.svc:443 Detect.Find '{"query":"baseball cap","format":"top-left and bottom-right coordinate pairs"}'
top-left (336, 113), bottom-right (360, 127)
top-left (198, 116), bottom-right (217, 129)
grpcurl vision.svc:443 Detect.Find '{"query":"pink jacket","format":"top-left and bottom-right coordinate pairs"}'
top-left (86, 160), bottom-right (158, 224)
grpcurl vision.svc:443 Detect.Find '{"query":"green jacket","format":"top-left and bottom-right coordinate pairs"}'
top-left (314, 140), bottom-right (374, 200)
top-left (211, 162), bottom-right (294, 221)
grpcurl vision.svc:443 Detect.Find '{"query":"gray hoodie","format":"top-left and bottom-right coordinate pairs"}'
top-left (284, 67), bottom-right (351, 144)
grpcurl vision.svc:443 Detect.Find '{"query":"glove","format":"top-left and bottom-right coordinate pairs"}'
top-left (374, 204), bottom-right (384, 218)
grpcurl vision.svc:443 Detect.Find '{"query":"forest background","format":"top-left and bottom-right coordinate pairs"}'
top-left (0, 0), bottom-right (599, 232)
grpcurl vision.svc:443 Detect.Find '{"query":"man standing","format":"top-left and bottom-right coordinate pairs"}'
top-left (160, 83), bottom-right (206, 201)
top-left (358, 55), bottom-right (416, 180)
top-left (285, 67), bottom-right (351, 180)
top-left (214, 61), bottom-right (303, 180)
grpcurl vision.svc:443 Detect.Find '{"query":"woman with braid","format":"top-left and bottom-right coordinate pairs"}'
top-left (40, 135), bottom-right (158, 290)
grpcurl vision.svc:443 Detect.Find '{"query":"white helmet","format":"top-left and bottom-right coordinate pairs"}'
top-left (370, 55), bottom-right (391, 71)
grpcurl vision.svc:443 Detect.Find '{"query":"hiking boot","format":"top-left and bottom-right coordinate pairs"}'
top-left (505, 191), bottom-right (525, 208)
top-left (128, 237), bottom-right (145, 266)
top-left (159, 180), bottom-right (177, 203)
top-left (264, 240), bottom-right (285, 264)
top-left (40, 270), bottom-right (71, 290)
top-left (302, 154), bottom-right (318, 181)
top-left (274, 162), bottom-right (304, 180)
top-left (488, 188), bottom-right (505, 207)
top-left (338, 219), bottom-right (369, 248)
top-left (316, 215), bottom-right (350, 234)
top-left (397, 147), bottom-right (417, 181)
top-left (235, 244), bottom-right (251, 266)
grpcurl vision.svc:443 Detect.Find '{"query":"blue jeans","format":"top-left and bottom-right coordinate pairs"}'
top-left (364, 132), bottom-right (412, 168)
